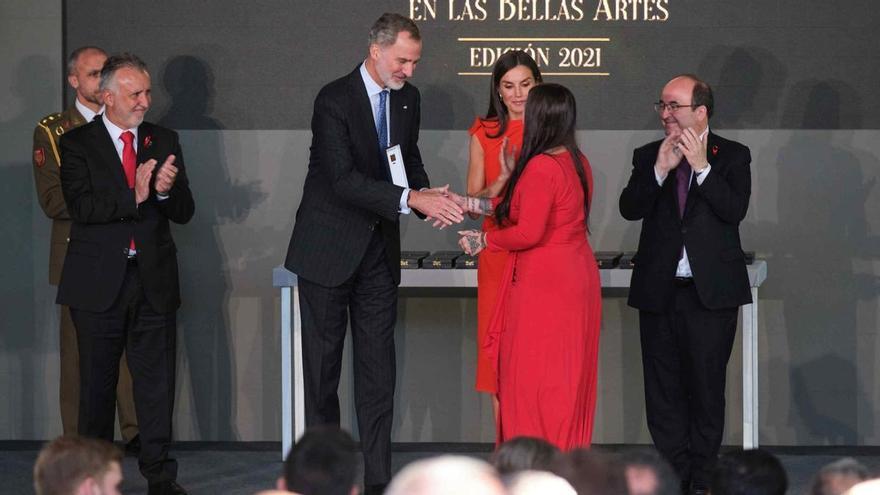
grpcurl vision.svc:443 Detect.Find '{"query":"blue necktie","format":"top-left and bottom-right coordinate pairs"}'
top-left (377, 89), bottom-right (388, 150)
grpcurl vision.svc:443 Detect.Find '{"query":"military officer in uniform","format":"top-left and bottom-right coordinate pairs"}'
top-left (32, 46), bottom-right (139, 450)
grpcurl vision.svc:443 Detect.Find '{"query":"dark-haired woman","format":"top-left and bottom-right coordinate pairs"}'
top-left (466, 51), bottom-right (542, 408)
top-left (457, 83), bottom-right (601, 449)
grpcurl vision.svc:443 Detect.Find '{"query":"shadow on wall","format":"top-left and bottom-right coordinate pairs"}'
top-left (0, 55), bottom-right (53, 437)
top-left (769, 80), bottom-right (879, 444)
top-left (698, 45), bottom-right (787, 129)
top-left (156, 53), bottom-right (266, 440)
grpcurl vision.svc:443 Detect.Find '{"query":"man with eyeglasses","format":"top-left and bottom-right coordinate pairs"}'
top-left (619, 74), bottom-right (752, 495)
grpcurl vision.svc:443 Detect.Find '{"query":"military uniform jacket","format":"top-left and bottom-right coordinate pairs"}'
top-left (33, 106), bottom-right (88, 285)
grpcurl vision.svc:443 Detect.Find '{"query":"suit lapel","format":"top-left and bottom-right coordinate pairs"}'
top-left (389, 89), bottom-right (405, 148)
top-left (349, 69), bottom-right (389, 181)
top-left (90, 122), bottom-right (129, 189)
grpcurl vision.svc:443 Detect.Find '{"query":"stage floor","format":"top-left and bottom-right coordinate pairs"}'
top-left (2, 442), bottom-right (877, 494)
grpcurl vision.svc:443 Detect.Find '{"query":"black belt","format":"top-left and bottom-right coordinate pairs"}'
top-left (127, 255), bottom-right (138, 265)
top-left (674, 277), bottom-right (693, 286)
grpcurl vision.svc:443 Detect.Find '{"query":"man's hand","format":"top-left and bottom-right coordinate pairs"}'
top-left (135, 160), bottom-right (157, 204)
top-left (654, 130), bottom-right (682, 177)
top-left (458, 229), bottom-right (486, 256)
top-left (154, 154), bottom-right (178, 195)
top-left (676, 128), bottom-right (709, 172)
top-left (408, 186), bottom-right (464, 229)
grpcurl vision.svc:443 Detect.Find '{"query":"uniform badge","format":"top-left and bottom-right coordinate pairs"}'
top-left (34, 147), bottom-right (45, 167)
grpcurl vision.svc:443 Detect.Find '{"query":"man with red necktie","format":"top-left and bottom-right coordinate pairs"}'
top-left (619, 74), bottom-right (752, 495)
top-left (58, 53), bottom-right (194, 495)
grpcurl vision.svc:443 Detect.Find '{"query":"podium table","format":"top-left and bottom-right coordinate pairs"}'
top-left (273, 261), bottom-right (768, 457)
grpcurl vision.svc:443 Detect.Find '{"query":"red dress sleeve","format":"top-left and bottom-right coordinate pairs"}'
top-left (486, 156), bottom-right (559, 252)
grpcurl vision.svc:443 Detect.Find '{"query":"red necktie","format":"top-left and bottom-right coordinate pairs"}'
top-left (120, 131), bottom-right (137, 250)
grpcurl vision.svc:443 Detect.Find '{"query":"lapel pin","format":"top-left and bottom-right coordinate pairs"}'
top-left (403, 105), bottom-right (408, 110)
top-left (711, 145), bottom-right (718, 156)
top-left (144, 135), bottom-right (153, 148)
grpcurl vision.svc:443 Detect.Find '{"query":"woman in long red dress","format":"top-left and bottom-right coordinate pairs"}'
top-left (457, 83), bottom-right (601, 450)
top-left (466, 51), bottom-right (543, 413)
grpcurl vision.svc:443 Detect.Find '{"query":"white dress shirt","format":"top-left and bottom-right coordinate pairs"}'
top-left (359, 62), bottom-right (412, 214)
top-left (655, 127), bottom-right (712, 278)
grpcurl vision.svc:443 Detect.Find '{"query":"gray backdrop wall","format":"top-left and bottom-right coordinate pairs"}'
top-left (2, 0), bottom-right (879, 445)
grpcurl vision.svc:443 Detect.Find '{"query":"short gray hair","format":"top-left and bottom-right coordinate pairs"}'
top-left (99, 52), bottom-right (149, 92)
top-left (66, 46), bottom-right (107, 75)
top-left (368, 13), bottom-right (420, 48)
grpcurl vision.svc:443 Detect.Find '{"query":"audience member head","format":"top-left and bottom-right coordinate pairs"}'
top-left (710, 449), bottom-right (787, 495)
top-left (386, 455), bottom-right (505, 495)
top-left (620, 449), bottom-right (680, 495)
top-left (810, 457), bottom-right (870, 495)
top-left (552, 448), bottom-right (628, 495)
top-left (100, 53), bottom-right (151, 130)
top-left (506, 470), bottom-right (576, 495)
top-left (33, 436), bottom-right (123, 495)
top-left (843, 479), bottom-right (880, 495)
top-left (365, 13), bottom-right (421, 90)
top-left (66, 46), bottom-right (108, 110)
top-left (492, 436), bottom-right (560, 476)
top-left (484, 50), bottom-right (543, 133)
top-left (278, 426), bottom-right (359, 495)
top-left (495, 83), bottom-right (590, 228)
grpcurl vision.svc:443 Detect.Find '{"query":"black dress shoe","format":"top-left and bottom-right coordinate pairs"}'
top-left (124, 434), bottom-right (141, 456)
top-left (364, 483), bottom-right (388, 495)
top-left (147, 480), bottom-right (188, 495)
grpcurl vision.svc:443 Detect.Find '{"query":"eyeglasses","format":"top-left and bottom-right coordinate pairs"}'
top-left (654, 101), bottom-right (698, 113)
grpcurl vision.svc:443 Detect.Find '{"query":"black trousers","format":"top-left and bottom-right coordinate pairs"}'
top-left (639, 281), bottom-right (738, 488)
top-left (71, 260), bottom-right (178, 484)
top-left (298, 230), bottom-right (397, 485)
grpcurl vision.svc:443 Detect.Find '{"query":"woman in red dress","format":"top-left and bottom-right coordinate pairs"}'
top-left (466, 51), bottom-right (543, 416)
top-left (457, 83), bottom-right (601, 449)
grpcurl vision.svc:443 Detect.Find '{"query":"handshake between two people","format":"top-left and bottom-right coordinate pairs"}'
top-left (408, 137), bottom-right (518, 258)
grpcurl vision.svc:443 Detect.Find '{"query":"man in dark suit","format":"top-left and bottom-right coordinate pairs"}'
top-left (619, 74), bottom-right (752, 495)
top-left (284, 13), bottom-right (463, 494)
top-left (59, 53), bottom-right (194, 495)
top-left (32, 45), bottom-right (140, 451)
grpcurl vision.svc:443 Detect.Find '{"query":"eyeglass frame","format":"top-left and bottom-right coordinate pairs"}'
top-left (653, 101), bottom-right (701, 113)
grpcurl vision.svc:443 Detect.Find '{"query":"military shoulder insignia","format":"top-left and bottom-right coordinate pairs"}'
top-left (39, 112), bottom-right (62, 126)
top-left (34, 147), bottom-right (46, 167)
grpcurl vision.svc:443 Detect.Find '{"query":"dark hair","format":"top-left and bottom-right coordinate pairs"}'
top-left (283, 426), bottom-right (359, 495)
top-left (66, 46), bottom-right (107, 75)
top-left (100, 52), bottom-right (148, 91)
top-left (368, 13), bottom-right (420, 47)
top-left (674, 73), bottom-right (714, 118)
top-left (620, 449), bottom-right (680, 495)
top-left (552, 448), bottom-right (628, 495)
top-left (494, 83), bottom-right (590, 228)
top-left (34, 436), bottom-right (122, 495)
top-left (491, 436), bottom-right (560, 476)
top-left (711, 449), bottom-right (787, 495)
top-left (482, 50), bottom-right (543, 138)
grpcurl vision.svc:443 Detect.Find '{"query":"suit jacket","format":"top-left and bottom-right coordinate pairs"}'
top-left (285, 67), bottom-right (430, 287)
top-left (56, 119), bottom-right (195, 313)
top-left (33, 106), bottom-right (87, 285)
top-left (619, 131), bottom-right (752, 312)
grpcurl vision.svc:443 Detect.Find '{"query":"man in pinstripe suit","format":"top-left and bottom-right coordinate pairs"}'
top-left (284, 13), bottom-right (463, 494)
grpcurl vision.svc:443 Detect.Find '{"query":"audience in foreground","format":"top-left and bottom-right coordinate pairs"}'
top-left (621, 448), bottom-right (681, 495)
top-left (491, 436), bottom-right (560, 477)
top-left (385, 455), bottom-right (505, 495)
top-left (552, 448), bottom-right (629, 495)
top-left (276, 426), bottom-right (360, 495)
top-left (710, 449), bottom-right (787, 495)
top-left (34, 436), bottom-right (123, 495)
top-left (811, 457), bottom-right (869, 495)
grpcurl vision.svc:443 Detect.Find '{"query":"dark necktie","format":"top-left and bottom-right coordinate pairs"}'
top-left (377, 89), bottom-right (388, 151)
top-left (120, 131), bottom-right (137, 250)
top-left (676, 158), bottom-right (691, 218)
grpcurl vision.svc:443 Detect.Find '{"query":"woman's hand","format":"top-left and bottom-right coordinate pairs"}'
top-left (458, 229), bottom-right (487, 255)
